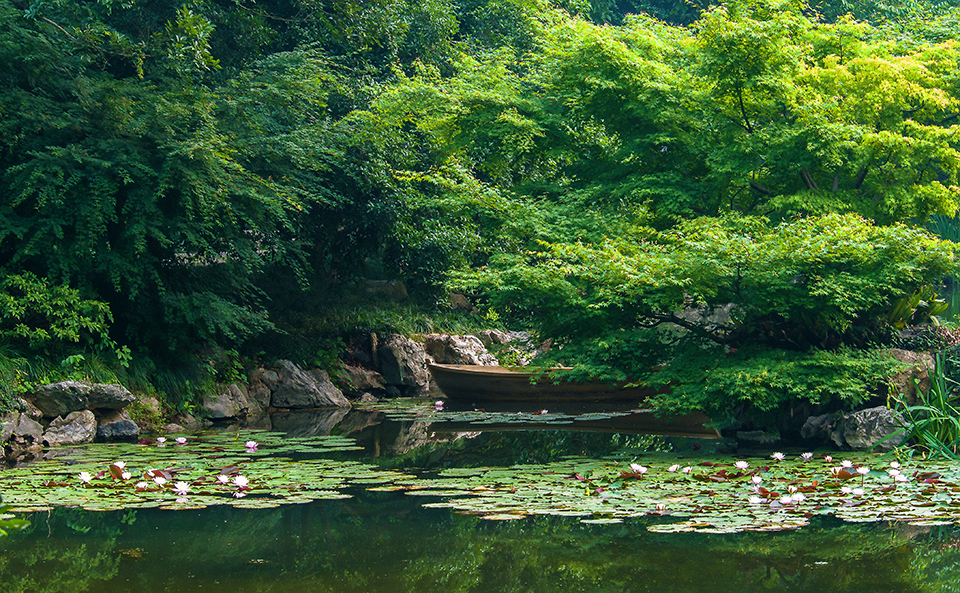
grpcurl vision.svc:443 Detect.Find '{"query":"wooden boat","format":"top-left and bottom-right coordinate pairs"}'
top-left (428, 363), bottom-right (660, 403)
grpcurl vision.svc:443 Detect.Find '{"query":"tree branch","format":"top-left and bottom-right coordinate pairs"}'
top-left (800, 167), bottom-right (819, 191)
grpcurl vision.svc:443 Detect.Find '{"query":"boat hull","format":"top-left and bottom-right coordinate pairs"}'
top-left (429, 364), bottom-right (657, 402)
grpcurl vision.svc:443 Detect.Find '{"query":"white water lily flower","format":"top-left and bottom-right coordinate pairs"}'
top-left (771, 452), bottom-right (786, 461)
top-left (233, 475), bottom-right (249, 488)
top-left (121, 471), bottom-right (132, 480)
top-left (135, 481), bottom-right (148, 489)
top-left (217, 474), bottom-right (230, 484)
top-left (113, 461), bottom-right (126, 469)
top-left (895, 474), bottom-right (908, 483)
top-left (890, 461), bottom-right (900, 469)
top-left (668, 464), bottom-right (681, 472)
top-left (655, 503), bottom-right (666, 512)
top-left (629, 463), bottom-right (648, 475)
top-left (852, 488), bottom-right (865, 496)
top-left (173, 482), bottom-right (190, 496)
top-left (735, 461), bottom-right (749, 470)
top-left (841, 460), bottom-right (853, 468)
top-left (748, 496), bottom-right (763, 504)
top-left (153, 476), bottom-right (167, 486)
top-left (824, 455), bottom-right (833, 463)
top-left (751, 475), bottom-right (763, 484)
top-left (857, 466), bottom-right (870, 475)
top-left (779, 495), bottom-right (794, 505)
top-left (78, 472), bottom-right (92, 484)
top-left (800, 453), bottom-right (813, 461)
top-left (233, 491), bottom-right (247, 499)
top-left (791, 492), bottom-right (805, 503)
top-left (888, 469), bottom-right (901, 477)
top-left (841, 486), bottom-right (853, 495)
top-left (681, 466), bottom-right (692, 474)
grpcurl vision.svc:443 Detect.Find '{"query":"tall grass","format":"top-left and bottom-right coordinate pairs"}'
top-left (889, 352), bottom-right (960, 459)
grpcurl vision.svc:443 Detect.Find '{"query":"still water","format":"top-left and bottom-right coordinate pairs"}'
top-left (2, 402), bottom-right (960, 592)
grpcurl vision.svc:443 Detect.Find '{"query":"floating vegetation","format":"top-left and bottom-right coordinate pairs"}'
top-left (394, 454), bottom-right (960, 532)
top-left (0, 431), bottom-right (406, 513)
top-left (8, 415), bottom-right (960, 534)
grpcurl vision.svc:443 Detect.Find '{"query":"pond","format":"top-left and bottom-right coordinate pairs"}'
top-left (2, 400), bottom-right (960, 592)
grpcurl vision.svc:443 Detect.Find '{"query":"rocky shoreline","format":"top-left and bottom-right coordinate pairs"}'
top-left (0, 329), bottom-right (935, 463)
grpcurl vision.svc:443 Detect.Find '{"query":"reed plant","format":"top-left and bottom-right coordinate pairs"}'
top-left (889, 352), bottom-right (960, 459)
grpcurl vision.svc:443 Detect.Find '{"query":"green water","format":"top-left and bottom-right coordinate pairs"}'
top-left (3, 402), bottom-right (960, 592)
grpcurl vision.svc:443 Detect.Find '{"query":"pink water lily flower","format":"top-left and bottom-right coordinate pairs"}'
top-left (629, 463), bottom-right (648, 475)
top-left (434, 400), bottom-right (444, 409)
top-left (681, 466), bottom-right (692, 474)
top-left (667, 464), bottom-right (681, 472)
top-left (175, 437), bottom-right (187, 445)
top-left (245, 440), bottom-right (258, 451)
top-left (156, 437), bottom-right (167, 445)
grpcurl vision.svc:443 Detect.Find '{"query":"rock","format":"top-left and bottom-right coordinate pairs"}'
top-left (261, 370), bottom-right (280, 390)
top-left (270, 408), bottom-right (350, 437)
top-left (31, 381), bottom-right (88, 417)
top-left (248, 386), bottom-right (272, 412)
top-left (200, 389), bottom-right (241, 419)
top-left (339, 365), bottom-right (387, 397)
top-left (162, 423), bottom-right (186, 433)
top-left (138, 396), bottom-right (163, 416)
top-left (358, 392), bottom-right (379, 403)
top-left (271, 361), bottom-right (350, 409)
top-left (423, 334), bottom-right (498, 366)
top-left (31, 381), bottom-right (133, 417)
top-left (842, 406), bottom-right (905, 451)
top-left (43, 410), bottom-right (97, 446)
top-left (449, 292), bottom-right (473, 311)
top-left (95, 409), bottom-right (140, 441)
top-left (15, 414), bottom-right (43, 441)
top-left (886, 349), bottom-right (935, 406)
top-left (378, 335), bottom-right (430, 394)
top-left (476, 329), bottom-right (514, 346)
top-left (15, 397), bottom-right (43, 421)
top-left (84, 384), bottom-right (134, 410)
top-left (1, 412), bottom-right (19, 442)
top-left (736, 429), bottom-right (781, 447)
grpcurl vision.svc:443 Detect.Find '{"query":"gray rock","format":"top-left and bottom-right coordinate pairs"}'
top-left (200, 389), bottom-right (241, 419)
top-left (15, 414), bottom-right (43, 441)
top-left (1, 412), bottom-right (19, 442)
top-left (162, 423), bottom-right (186, 433)
top-left (843, 407), bottom-right (906, 451)
top-left (32, 381), bottom-right (88, 417)
top-left (801, 412), bottom-right (845, 447)
top-left (85, 384), bottom-right (134, 410)
top-left (261, 370), bottom-right (280, 390)
top-left (339, 365), bottom-right (386, 397)
top-left (95, 409), bottom-right (140, 441)
top-left (43, 410), bottom-right (97, 446)
top-left (378, 335), bottom-right (430, 393)
top-left (247, 386), bottom-right (272, 412)
top-left (31, 381), bottom-right (133, 417)
top-left (423, 334), bottom-right (498, 366)
top-left (271, 361), bottom-right (350, 409)
top-left (15, 397), bottom-right (43, 421)
top-left (358, 392), bottom-right (379, 403)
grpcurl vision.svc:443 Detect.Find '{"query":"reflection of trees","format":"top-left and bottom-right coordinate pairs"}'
top-left (5, 491), bottom-right (960, 591)
top-left (0, 508), bottom-right (121, 593)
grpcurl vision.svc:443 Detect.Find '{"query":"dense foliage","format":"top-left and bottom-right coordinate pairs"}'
top-left (1, 0), bottom-right (959, 417)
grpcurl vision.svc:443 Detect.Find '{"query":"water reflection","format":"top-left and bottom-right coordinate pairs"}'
top-left (1, 493), bottom-right (955, 592)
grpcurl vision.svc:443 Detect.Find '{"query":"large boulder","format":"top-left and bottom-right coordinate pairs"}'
top-left (271, 361), bottom-right (350, 409)
top-left (377, 335), bottom-right (430, 394)
top-left (31, 382), bottom-right (134, 417)
top-left (423, 334), bottom-right (498, 366)
top-left (843, 407), bottom-right (906, 451)
top-left (95, 409), bottom-right (140, 441)
top-left (43, 410), bottom-right (97, 446)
